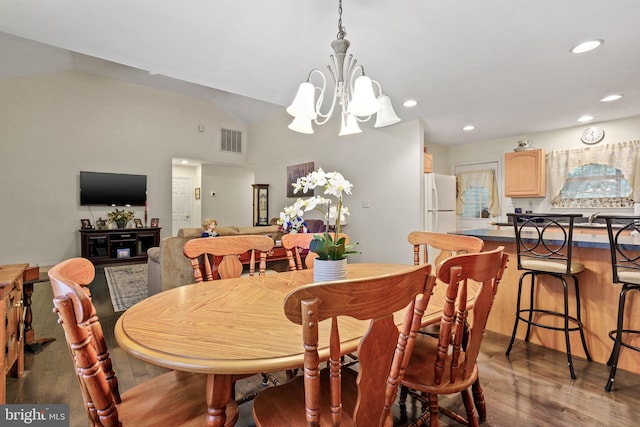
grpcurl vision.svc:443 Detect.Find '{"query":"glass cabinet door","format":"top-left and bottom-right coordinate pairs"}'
top-left (252, 184), bottom-right (269, 226)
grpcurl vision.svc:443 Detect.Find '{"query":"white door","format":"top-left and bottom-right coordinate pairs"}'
top-left (172, 177), bottom-right (192, 234)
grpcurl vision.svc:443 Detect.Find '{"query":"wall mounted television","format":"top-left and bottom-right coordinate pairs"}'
top-left (80, 171), bottom-right (147, 206)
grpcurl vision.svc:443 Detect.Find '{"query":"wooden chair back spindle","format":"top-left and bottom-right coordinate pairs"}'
top-left (183, 235), bottom-right (274, 281)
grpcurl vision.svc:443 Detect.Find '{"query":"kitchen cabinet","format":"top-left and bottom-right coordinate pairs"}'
top-left (424, 149), bottom-right (433, 173)
top-left (505, 149), bottom-right (546, 197)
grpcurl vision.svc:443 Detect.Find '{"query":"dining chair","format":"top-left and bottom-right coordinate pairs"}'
top-left (399, 247), bottom-right (509, 427)
top-left (183, 235), bottom-right (275, 280)
top-left (183, 234), bottom-right (282, 388)
top-left (402, 231), bottom-right (487, 420)
top-left (48, 257), bottom-right (237, 426)
top-left (505, 213), bottom-right (592, 379)
top-left (600, 215), bottom-right (640, 391)
top-left (281, 232), bottom-right (350, 271)
top-left (252, 263), bottom-right (435, 426)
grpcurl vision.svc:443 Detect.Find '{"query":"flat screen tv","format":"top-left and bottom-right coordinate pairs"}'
top-left (80, 171), bottom-right (147, 206)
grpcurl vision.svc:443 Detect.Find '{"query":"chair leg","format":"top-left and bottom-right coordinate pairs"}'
top-left (560, 276), bottom-right (577, 380)
top-left (471, 378), bottom-right (486, 422)
top-left (428, 393), bottom-right (440, 427)
top-left (506, 272), bottom-right (528, 356)
top-left (460, 388), bottom-right (479, 427)
top-left (524, 272), bottom-right (536, 342)
top-left (572, 275), bottom-right (592, 361)
top-left (605, 285), bottom-right (629, 391)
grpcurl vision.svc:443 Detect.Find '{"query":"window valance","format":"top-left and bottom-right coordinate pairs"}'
top-left (547, 140), bottom-right (640, 203)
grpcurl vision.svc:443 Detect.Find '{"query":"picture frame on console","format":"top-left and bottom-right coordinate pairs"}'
top-left (287, 162), bottom-right (314, 198)
top-left (80, 219), bottom-right (92, 229)
top-left (150, 218), bottom-right (159, 228)
top-left (116, 248), bottom-right (131, 258)
top-left (134, 218), bottom-right (144, 228)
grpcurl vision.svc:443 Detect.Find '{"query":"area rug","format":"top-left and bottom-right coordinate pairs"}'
top-left (104, 264), bottom-right (148, 312)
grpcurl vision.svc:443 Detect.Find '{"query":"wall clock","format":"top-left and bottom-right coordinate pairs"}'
top-left (580, 127), bottom-right (605, 145)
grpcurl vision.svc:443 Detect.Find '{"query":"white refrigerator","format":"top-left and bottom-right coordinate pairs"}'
top-left (425, 173), bottom-right (457, 234)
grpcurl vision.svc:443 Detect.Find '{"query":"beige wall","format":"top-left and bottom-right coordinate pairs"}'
top-left (0, 70), bottom-right (247, 265)
top-left (248, 112), bottom-right (425, 264)
top-left (445, 115), bottom-right (640, 224)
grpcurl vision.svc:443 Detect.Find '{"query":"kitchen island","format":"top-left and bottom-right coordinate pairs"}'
top-left (454, 226), bottom-right (640, 375)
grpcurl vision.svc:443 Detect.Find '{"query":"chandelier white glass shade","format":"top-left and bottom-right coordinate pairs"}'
top-left (286, 0), bottom-right (401, 135)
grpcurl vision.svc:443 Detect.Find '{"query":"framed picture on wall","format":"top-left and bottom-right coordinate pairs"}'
top-left (287, 162), bottom-right (315, 197)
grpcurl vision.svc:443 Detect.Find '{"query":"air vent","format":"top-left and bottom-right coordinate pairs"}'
top-left (221, 128), bottom-right (242, 153)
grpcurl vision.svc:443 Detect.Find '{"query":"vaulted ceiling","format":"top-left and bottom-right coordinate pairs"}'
top-left (1, 1), bottom-right (639, 145)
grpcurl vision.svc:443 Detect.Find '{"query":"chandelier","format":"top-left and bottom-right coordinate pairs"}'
top-left (286, 0), bottom-right (401, 136)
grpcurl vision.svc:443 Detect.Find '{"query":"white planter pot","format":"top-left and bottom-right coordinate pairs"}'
top-left (313, 258), bottom-right (348, 282)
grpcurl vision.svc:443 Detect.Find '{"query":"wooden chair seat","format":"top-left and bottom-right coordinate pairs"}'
top-left (400, 247), bottom-right (509, 427)
top-left (252, 263), bottom-right (434, 427)
top-left (401, 336), bottom-right (478, 396)
top-left (116, 371), bottom-right (237, 426)
top-left (252, 368), bottom-right (391, 427)
top-left (48, 257), bottom-right (238, 426)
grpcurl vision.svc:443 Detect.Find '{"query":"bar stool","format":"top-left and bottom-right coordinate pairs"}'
top-left (505, 213), bottom-right (592, 379)
top-left (600, 215), bottom-right (640, 391)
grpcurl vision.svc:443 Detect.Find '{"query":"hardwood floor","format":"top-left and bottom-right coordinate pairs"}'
top-left (7, 266), bottom-right (640, 426)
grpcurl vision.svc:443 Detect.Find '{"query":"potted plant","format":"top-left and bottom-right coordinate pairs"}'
top-left (108, 208), bottom-right (135, 229)
top-left (278, 168), bottom-right (358, 280)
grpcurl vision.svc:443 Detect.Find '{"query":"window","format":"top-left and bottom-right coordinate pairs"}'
top-left (557, 164), bottom-right (632, 208)
top-left (455, 164), bottom-right (500, 220)
top-left (548, 141), bottom-right (640, 208)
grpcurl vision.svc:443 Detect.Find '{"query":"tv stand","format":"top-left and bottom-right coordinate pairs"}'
top-left (79, 227), bottom-right (161, 265)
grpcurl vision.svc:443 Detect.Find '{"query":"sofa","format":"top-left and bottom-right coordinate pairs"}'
top-left (147, 225), bottom-right (282, 296)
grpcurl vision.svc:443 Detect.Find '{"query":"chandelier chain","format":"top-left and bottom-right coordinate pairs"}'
top-left (337, 0), bottom-right (346, 40)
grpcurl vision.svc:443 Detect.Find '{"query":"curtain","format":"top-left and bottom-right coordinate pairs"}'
top-left (547, 140), bottom-right (640, 203)
top-left (456, 169), bottom-right (500, 216)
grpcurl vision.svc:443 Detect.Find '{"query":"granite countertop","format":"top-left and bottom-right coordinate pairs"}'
top-left (452, 227), bottom-right (640, 250)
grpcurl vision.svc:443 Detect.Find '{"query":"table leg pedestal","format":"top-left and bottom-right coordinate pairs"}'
top-left (206, 374), bottom-right (239, 427)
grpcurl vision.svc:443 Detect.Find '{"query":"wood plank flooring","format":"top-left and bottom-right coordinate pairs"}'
top-left (7, 266), bottom-right (640, 426)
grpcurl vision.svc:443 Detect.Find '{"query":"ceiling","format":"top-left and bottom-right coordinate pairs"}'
top-left (1, 1), bottom-right (640, 146)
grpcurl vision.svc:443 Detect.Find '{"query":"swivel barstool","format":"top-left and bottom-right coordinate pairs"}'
top-left (505, 213), bottom-right (592, 379)
top-left (600, 215), bottom-right (640, 391)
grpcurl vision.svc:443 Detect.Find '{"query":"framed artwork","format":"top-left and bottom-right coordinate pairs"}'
top-left (150, 218), bottom-right (159, 227)
top-left (116, 248), bottom-right (131, 258)
top-left (287, 162), bottom-right (314, 197)
top-left (134, 218), bottom-right (144, 228)
top-left (80, 219), bottom-right (92, 229)
top-left (195, 187), bottom-right (201, 200)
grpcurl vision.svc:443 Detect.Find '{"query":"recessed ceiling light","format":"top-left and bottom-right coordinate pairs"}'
top-left (577, 115), bottom-right (594, 122)
top-left (600, 94), bottom-right (622, 102)
top-left (403, 99), bottom-right (418, 108)
top-left (462, 125), bottom-right (475, 131)
top-left (570, 39), bottom-right (603, 54)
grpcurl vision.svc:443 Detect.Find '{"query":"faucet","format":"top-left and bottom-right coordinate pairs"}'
top-left (588, 212), bottom-right (600, 224)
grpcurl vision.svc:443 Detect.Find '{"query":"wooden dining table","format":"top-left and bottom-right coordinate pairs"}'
top-left (114, 263), bottom-right (476, 427)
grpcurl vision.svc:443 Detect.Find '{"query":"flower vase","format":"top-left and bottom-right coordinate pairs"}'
top-left (116, 220), bottom-right (126, 229)
top-left (313, 258), bottom-right (347, 282)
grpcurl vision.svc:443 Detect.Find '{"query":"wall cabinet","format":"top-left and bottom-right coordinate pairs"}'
top-left (504, 149), bottom-right (546, 197)
top-left (424, 149), bottom-right (433, 173)
top-left (80, 228), bottom-right (161, 265)
top-left (0, 263), bottom-right (26, 403)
